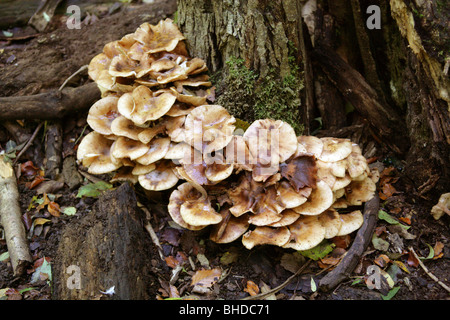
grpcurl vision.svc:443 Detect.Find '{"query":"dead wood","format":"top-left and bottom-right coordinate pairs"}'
top-left (0, 82), bottom-right (100, 121)
top-left (44, 122), bottom-right (62, 180)
top-left (0, 158), bottom-right (32, 276)
top-left (319, 194), bottom-right (379, 292)
top-left (53, 183), bottom-right (159, 300)
top-left (312, 46), bottom-right (409, 154)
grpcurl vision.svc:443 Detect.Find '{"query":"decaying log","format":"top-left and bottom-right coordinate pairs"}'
top-left (0, 158), bottom-right (32, 276)
top-left (319, 194), bottom-right (379, 292)
top-left (44, 122), bottom-right (63, 180)
top-left (53, 183), bottom-right (159, 300)
top-left (0, 82), bottom-right (100, 121)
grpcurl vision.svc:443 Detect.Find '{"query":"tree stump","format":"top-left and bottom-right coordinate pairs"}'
top-left (53, 183), bottom-right (159, 300)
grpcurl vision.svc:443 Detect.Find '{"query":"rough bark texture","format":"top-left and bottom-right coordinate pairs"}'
top-left (53, 183), bottom-right (159, 300)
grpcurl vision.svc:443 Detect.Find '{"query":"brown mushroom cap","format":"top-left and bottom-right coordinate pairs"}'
top-left (110, 115), bottom-right (144, 140)
top-left (133, 19), bottom-right (186, 54)
top-left (318, 209), bottom-right (342, 239)
top-left (184, 105), bottom-right (236, 153)
top-left (168, 182), bottom-right (207, 230)
top-left (135, 137), bottom-right (171, 165)
top-left (346, 149), bottom-right (368, 179)
top-left (117, 85), bottom-right (176, 125)
top-left (276, 181), bottom-right (310, 209)
top-left (76, 131), bottom-right (121, 174)
top-left (345, 177), bottom-right (376, 206)
top-left (224, 135), bottom-right (254, 172)
top-left (243, 119), bottom-right (297, 166)
top-left (111, 136), bottom-right (150, 160)
top-left (318, 137), bottom-right (353, 163)
top-left (88, 53), bottom-right (111, 82)
top-left (297, 135), bottom-right (323, 158)
top-left (242, 226), bottom-right (291, 250)
top-left (336, 210), bottom-right (364, 236)
top-left (131, 163), bottom-right (156, 175)
top-left (179, 195), bottom-right (222, 227)
top-left (283, 215), bottom-right (326, 251)
top-left (248, 185), bottom-right (286, 226)
top-left (292, 180), bottom-right (334, 215)
top-left (210, 209), bottom-right (249, 244)
top-left (267, 209), bottom-right (300, 227)
top-left (87, 96), bottom-right (120, 135)
top-left (138, 161), bottom-right (179, 191)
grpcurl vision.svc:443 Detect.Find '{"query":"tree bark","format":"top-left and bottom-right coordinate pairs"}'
top-left (53, 183), bottom-right (159, 300)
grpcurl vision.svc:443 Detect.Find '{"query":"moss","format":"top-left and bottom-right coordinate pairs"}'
top-left (214, 45), bottom-right (305, 135)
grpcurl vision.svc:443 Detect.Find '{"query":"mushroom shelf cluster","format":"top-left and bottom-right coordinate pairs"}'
top-left (77, 19), bottom-right (378, 252)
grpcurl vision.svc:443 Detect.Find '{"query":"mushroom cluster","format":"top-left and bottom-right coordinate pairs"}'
top-left (78, 19), bottom-right (378, 253)
top-left (78, 19), bottom-right (214, 191)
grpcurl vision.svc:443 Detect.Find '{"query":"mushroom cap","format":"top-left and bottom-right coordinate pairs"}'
top-left (87, 96), bottom-right (120, 135)
top-left (267, 209), bottom-right (300, 227)
top-left (110, 167), bottom-right (138, 184)
top-left (276, 181), bottom-right (310, 208)
top-left (318, 137), bottom-right (353, 162)
top-left (184, 105), bottom-right (236, 153)
top-left (297, 135), bottom-right (323, 158)
top-left (332, 174), bottom-right (352, 191)
top-left (135, 137), bottom-right (171, 165)
top-left (117, 85), bottom-right (176, 125)
top-left (138, 161), bottom-right (179, 191)
top-left (164, 142), bottom-right (192, 160)
top-left (76, 131), bottom-right (121, 174)
top-left (110, 115), bottom-right (144, 140)
top-left (88, 53), bottom-right (111, 82)
top-left (346, 150), bottom-right (368, 179)
top-left (242, 226), bottom-right (291, 250)
top-left (243, 119), bottom-right (297, 165)
top-left (179, 196), bottom-right (222, 227)
top-left (228, 173), bottom-right (263, 217)
top-left (283, 215), bottom-right (326, 251)
top-left (292, 180), bottom-right (334, 215)
top-left (168, 182), bottom-right (206, 231)
top-left (345, 177), bottom-right (376, 206)
top-left (165, 102), bottom-right (196, 117)
top-left (336, 210), bottom-right (364, 236)
top-left (131, 163), bottom-right (156, 175)
top-left (210, 210), bottom-right (249, 243)
top-left (111, 136), bottom-right (150, 160)
top-left (248, 186), bottom-right (286, 225)
top-left (318, 209), bottom-right (342, 239)
top-left (165, 115), bottom-right (186, 142)
top-left (224, 135), bottom-right (254, 172)
top-left (133, 19), bottom-right (186, 54)
top-left (205, 162), bottom-right (234, 182)
top-left (155, 58), bottom-right (206, 84)
top-left (137, 122), bottom-right (166, 144)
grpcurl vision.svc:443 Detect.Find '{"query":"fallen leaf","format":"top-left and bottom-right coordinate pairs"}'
top-left (165, 256), bottom-right (179, 269)
top-left (36, 193), bottom-right (50, 211)
top-left (393, 260), bottom-right (409, 273)
top-left (220, 250), bottom-right (239, 266)
top-left (244, 280), bottom-right (259, 296)
top-left (33, 217), bottom-right (51, 226)
top-left (381, 286), bottom-right (400, 300)
top-left (191, 268), bottom-right (222, 288)
top-left (331, 235), bottom-right (351, 249)
top-left (169, 285), bottom-right (180, 298)
top-left (62, 207), bottom-right (77, 216)
top-left (280, 252), bottom-right (306, 273)
top-left (27, 175), bottom-right (45, 189)
top-left (299, 240), bottom-right (335, 260)
top-left (433, 241), bottom-right (444, 259)
top-left (407, 250), bottom-right (419, 268)
top-left (20, 161), bottom-right (39, 176)
top-left (76, 181), bottom-right (113, 198)
top-left (398, 216), bottom-right (411, 225)
top-left (47, 201), bottom-right (61, 217)
top-left (374, 254), bottom-right (391, 268)
top-left (372, 234), bottom-right (390, 251)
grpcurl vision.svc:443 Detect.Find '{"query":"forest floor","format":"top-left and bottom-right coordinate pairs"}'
top-left (0, 0), bottom-right (448, 301)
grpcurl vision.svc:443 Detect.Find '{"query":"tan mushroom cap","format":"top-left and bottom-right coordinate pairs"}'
top-left (244, 119), bottom-right (297, 165)
top-left (117, 85), bottom-right (177, 125)
top-left (336, 210), bottom-right (364, 236)
top-left (332, 174), bottom-right (352, 191)
top-left (345, 177), bottom-right (376, 206)
top-left (346, 150), bottom-right (368, 179)
top-left (165, 115), bottom-right (186, 143)
top-left (165, 102), bottom-right (196, 117)
top-left (88, 53), bottom-right (111, 82)
top-left (224, 135), bottom-right (254, 172)
top-left (293, 180), bottom-right (334, 216)
top-left (168, 182), bottom-right (207, 231)
top-left (210, 210), bottom-right (249, 244)
top-left (137, 122), bottom-right (166, 144)
top-left (138, 161), bottom-right (179, 191)
top-left (109, 54), bottom-right (140, 78)
top-left (184, 105), bottom-right (236, 153)
top-left (76, 131), bottom-right (121, 174)
top-left (283, 215), bottom-right (326, 251)
top-left (267, 209), bottom-right (300, 227)
top-left (242, 226), bottom-right (291, 250)
top-left (111, 136), bottom-right (150, 160)
top-left (87, 96), bottom-right (120, 135)
top-left (110, 115), bottom-right (144, 140)
top-left (133, 19), bottom-right (186, 54)
top-left (276, 181), bottom-right (310, 209)
top-left (318, 137), bottom-right (353, 163)
top-left (318, 209), bottom-right (342, 239)
top-left (164, 142), bottom-right (192, 160)
top-left (131, 163), bottom-right (156, 175)
top-left (135, 137), bottom-right (171, 165)
top-left (110, 167), bottom-right (139, 184)
top-left (155, 58), bottom-right (206, 84)
top-left (205, 162), bottom-right (234, 182)
top-left (297, 135), bottom-right (323, 158)
top-left (179, 196), bottom-right (222, 227)
top-left (249, 186), bottom-right (286, 225)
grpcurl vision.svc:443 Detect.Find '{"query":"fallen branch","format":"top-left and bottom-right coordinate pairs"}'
top-left (13, 121), bottom-right (44, 165)
top-left (0, 82), bottom-right (100, 120)
top-left (0, 157), bottom-right (32, 276)
top-left (319, 194), bottom-right (379, 292)
top-left (408, 247), bottom-right (450, 293)
top-left (140, 206), bottom-right (165, 262)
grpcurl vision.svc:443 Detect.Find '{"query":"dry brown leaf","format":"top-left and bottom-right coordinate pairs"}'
top-left (244, 280), bottom-right (260, 296)
top-left (47, 201), bottom-right (61, 217)
top-left (433, 241), bottom-right (444, 259)
top-left (191, 268), bottom-right (222, 288)
top-left (374, 254), bottom-right (391, 268)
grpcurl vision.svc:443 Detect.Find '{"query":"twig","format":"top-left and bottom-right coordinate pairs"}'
top-left (241, 259), bottom-right (312, 300)
top-left (12, 122), bottom-right (44, 165)
top-left (141, 206), bottom-right (165, 262)
top-left (409, 247), bottom-right (450, 293)
top-left (77, 169), bottom-right (107, 184)
top-left (58, 65), bottom-right (88, 91)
